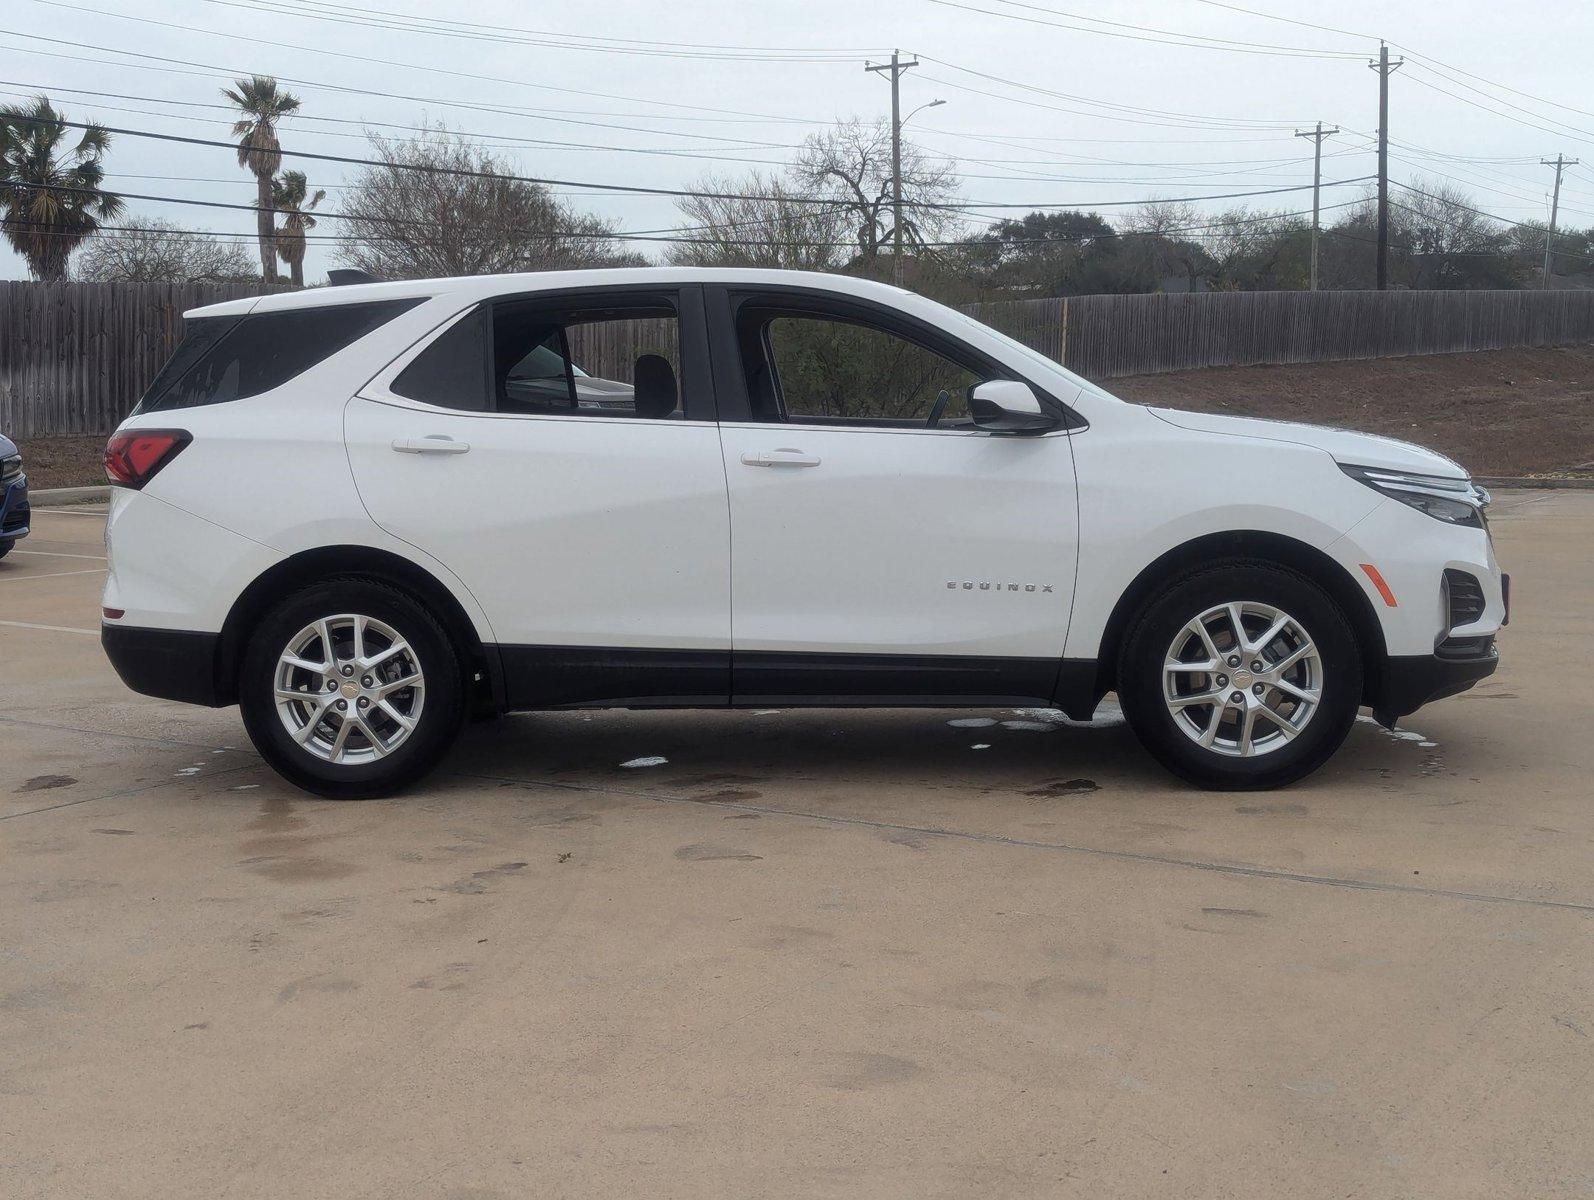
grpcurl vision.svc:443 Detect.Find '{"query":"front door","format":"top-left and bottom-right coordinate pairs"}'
top-left (709, 289), bottom-right (1080, 705)
top-left (345, 286), bottom-right (731, 706)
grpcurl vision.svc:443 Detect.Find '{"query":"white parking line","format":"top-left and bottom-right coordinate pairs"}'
top-left (31, 508), bottom-right (109, 517)
top-left (0, 618), bottom-right (99, 636)
top-left (0, 567), bottom-right (108, 582)
top-left (11, 548), bottom-right (108, 561)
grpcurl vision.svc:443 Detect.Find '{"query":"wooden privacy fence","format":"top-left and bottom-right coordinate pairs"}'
top-left (963, 288), bottom-right (1594, 379)
top-left (4, 280), bottom-right (1594, 438)
top-left (0, 280), bottom-right (285, 438)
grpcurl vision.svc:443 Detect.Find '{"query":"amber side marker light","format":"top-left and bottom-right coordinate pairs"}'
top-left (1359, 563), bottom-right (1398, 607)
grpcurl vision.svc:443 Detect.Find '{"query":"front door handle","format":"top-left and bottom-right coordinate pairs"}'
top-left (741, 449), bottom-right (821, 468)
top-left (392, 436), bottom-right (471, 455)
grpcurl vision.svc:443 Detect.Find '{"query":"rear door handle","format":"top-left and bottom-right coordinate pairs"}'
top-left (392, 436), bottom-right (471, 455)
top-left (740, 449), bottom-right (821, 468)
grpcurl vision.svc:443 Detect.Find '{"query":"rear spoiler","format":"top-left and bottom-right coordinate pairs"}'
top-left (327, 269), bottom-right (384, 287)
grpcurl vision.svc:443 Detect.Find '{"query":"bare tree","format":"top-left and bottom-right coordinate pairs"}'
top-left (668, 172), bottom-right (847, 270)
top-left (1202, 207), bottom-right (1310, 290)
top-left (1392, 177), bottom-right (1513, 288)
top-left (1120, 198), bottom-right (1211, 292)
top-left (73, 218), bottom-right (255, 282)
top-left (791, 118), bottom-right (958, 267)
top-left (335, 127), bottom-right (643, 280)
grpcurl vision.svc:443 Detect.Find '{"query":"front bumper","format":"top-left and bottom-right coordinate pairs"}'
top-left (0, 472), bottom-right (28, 542)
top-left (102, 623), bottom-right (227, 707)
top-left (1369, 639), bottom-right (1499, 726)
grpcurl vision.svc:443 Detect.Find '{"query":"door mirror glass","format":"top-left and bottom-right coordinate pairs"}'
top-left (967, 380), bottom-right (1058, 434)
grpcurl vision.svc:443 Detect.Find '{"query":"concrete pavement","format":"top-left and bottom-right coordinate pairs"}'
top-left (2, 493), bottom-right (1591, 1199)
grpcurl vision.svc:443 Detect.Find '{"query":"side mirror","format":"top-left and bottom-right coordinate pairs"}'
top-left (967, 380), bottom-right (1059, 434)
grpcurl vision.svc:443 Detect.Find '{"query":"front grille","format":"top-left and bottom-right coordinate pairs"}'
top-left (1444, 569), bottom-right (1486, 630)
top-left (2, 501), bottom-right (27, 532)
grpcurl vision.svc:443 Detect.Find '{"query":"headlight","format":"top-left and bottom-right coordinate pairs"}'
top-left (0, 454), bottom-right (20, 484)
top-left (1340, 463), bottom-right (1488, 528)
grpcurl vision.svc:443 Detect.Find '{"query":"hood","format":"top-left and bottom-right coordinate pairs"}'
top-left (0, 433), bottom-right (16, 458)
top-left (1147, 408), bottom-right (1467, 479)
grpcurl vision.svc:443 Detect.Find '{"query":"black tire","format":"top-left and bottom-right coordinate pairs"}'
top-left (239, 578), bottom-right (465, 799)
top-left (1117, 561), bottom-right (1362, 790)
top-left (0, 540), bottom-right (12, 560)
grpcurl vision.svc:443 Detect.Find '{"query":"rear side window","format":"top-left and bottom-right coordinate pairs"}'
top-left (135, 298), bottom-right (423, 414)
top-left (391, 307), bottom-right (490, 411)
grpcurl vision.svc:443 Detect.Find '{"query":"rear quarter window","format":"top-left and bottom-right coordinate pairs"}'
top-left (135, 298), bottom-right (424, 415)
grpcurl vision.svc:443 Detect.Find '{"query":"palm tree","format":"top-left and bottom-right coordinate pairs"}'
top-left (273, 169), bottom-right (324, 287)
top-left (0, 96), bottom-right (123, 282)
top-left (224, 75), bottom-right (300, 282)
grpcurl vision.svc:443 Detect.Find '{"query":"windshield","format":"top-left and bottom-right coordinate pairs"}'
top-left (507, 343), bottom-right (589, 381)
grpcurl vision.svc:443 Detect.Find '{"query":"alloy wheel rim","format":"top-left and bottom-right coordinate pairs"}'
top-left (273, 613), bottom-right (425, 764)
top-left (1162, 601), bottom-right (1322, 758)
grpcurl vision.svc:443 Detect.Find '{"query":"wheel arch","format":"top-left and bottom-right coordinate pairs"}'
top-left (216, 545), bottom-right (501, 712)
top-left (1091, 529), bottom-right (1387, 707)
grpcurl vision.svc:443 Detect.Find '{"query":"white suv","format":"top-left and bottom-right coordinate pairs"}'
top-left (100, 269), bottom-right (1507, 797)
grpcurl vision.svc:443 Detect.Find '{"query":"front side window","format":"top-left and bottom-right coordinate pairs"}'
top-left (738, 306), bottom-right (984, 428)
top-left (136, 298), bottom-right (423, 415)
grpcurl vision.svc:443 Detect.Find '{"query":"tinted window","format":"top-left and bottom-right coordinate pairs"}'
top-left (492, 301), bottom-right (681, 419)
top-left (136, 298), bottom-right (423, 414)
top-left (391, 307), bottom-right (489, 410)
top-left (741, 308), bottom-right (983, 428)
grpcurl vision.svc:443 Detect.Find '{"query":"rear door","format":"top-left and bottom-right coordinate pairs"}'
top-left (344, 285), bottom-right (731, 707)
top-left (708, 287), bottom-right (1081, 705)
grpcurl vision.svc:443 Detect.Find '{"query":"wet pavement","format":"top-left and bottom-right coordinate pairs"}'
top-left (2, 492), bottom-right (1591, 1198)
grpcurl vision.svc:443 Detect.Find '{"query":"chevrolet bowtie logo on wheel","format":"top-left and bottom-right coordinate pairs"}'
top-left (948, 581), bottom-right (1055, 593)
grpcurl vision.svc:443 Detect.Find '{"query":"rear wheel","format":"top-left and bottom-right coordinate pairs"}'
top-left (1117, 562), bottom-right (1361, 789)
top-left (239, 579), bottom-right (465, 799)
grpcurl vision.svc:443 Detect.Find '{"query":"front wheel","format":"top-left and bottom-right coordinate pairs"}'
top-left (239, 579), bottom-right (465, 799)
top-left (1117, 563), bottom-right (1362, 790)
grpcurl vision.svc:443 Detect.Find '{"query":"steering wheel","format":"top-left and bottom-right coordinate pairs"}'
top-left (925, 389), bottom-right (952, 429)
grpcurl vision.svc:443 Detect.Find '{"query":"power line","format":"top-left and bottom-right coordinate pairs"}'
top-left (1179, 0), bottom-right (1374, 42)
top-left (1401, 72), bottom-right (1594, 152)
top-left (22, 0), bottom-right (875, 65)
top-left (194, 0), bottom-right (892, 61)
top-left (0, 108), bottom-right (1374, 213)
top-left (928, 0), bottom-right (1366, 59)
top-left (0, 80), bottom-right (1353, 201)
top-left (0, 28), bottom-right (828, 128)
top-left (1394, 46), bottom-right (1594, 126)
top-left (4, 198), bottom-right (1368, 251)
top-left (919, 55), bottom-right (1305, 130)
top-left (0, 81), bottom-right (804, 168)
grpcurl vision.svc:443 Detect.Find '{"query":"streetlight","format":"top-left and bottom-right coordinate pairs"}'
top-left (893, 99), bottom-right (944, 285)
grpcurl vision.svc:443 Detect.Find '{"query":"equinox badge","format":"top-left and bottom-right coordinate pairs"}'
top-left (948, 581), bottom-right (1054, 593)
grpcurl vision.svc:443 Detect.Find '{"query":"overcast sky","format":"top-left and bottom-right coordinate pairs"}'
top-left (4, 0), bottom-right (1593, 282)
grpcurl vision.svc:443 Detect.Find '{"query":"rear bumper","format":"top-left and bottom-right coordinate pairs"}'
top-left (102, 623), bottom-right (227, 707)
top-left (1369, 640), bottom-right (1499, 726)
top-left (0, 473), bottom-right (28, 541)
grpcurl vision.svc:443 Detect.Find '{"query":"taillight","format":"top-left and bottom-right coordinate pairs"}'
top-left (104, 429), bottom-right (191, 489)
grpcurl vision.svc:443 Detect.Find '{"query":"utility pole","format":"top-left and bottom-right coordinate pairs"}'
top-left (866, 49), bottom-right (919, 287)
top-left (1294, 121), bottom-right (1339, 291)
top-left (1540, 153), bottom-right (1578, 287)
top-left (1368, 41), bottom-right (1404, 290)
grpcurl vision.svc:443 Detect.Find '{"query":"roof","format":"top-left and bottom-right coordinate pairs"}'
top-left (184, 267), bottom-right (920, 320)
